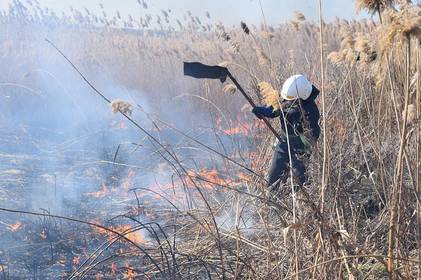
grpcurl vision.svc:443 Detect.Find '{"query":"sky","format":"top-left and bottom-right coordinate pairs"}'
top-left (1, 0), bottom-right (371, 25)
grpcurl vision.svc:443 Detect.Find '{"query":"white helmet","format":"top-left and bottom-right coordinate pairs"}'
top-left (281, 74), bottom-right (313, 101)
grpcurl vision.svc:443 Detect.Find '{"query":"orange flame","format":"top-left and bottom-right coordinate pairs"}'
top-left (236, 172), bottom-right (253, 183)
top-left (115, 225), bottom-right (144, 244)
top-left (215, 115), bottom-right (255, 136)
top-left (73, 256), bottom-right (80, 266)
top-left (110, 262), bottom-right (117, 276)
top-left (9, 221), bottom-right (22, 232)
top-left (122, 179), bottom-right (132, 192)
top-left (123, 263), bottom-right (137, 280)
top-left (189, 169), bottom-right (228, 188)
top-left (222, 122), bottom-right (252, 136)
top-left (216, 113), bottom-right (266, 137)
top-left (93, 224), bottom-right (144, 244)
top-left (186, 169), bottom-right (253, 191)
top-left (127, 169), bottom-right (135, 178)
top-left (86, 184), bottom-right (109, 198)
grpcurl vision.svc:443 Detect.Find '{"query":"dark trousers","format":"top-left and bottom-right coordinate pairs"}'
top-left (267, 136), bottom-right (307, 188)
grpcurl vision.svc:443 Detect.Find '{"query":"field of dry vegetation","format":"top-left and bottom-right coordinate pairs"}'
top-left (0, 0), bottom-right (420, 279)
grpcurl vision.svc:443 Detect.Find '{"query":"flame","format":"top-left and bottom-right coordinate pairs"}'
top-left (73, 256), bottom-right (80, 266)
top-left (115, 225), bottom-right (144, 244)
top-left (215, 113), bottom-right (266, 137)
top-left (189, 169), bottom-right (228, 188)
top-left (236, 172), bottom-right (253, 183)
top-left (127, 169), bottom-right (135, 178)
top-left (85, 170), bottom-right (136, 199)
top-left (93, 224), bottom-right (144, 244)
top-left (118, 169), bottom-right (136, 195)
top-left (186, 169), bottom-right (254, 192)
top-left (222, 121), bottom-right (252, 136)
top-left (86, 184), bottom-right (109, 198)
top-left (123, 264), bottom-right (137, 280)
top-left (215, 115), bottom-right (255, 136)
top-left (110, 262), bottom-right (117, 276)
top-left (188, 169), bottom-right (247, 191)
top-left (9, 221), bottom-right (22, 232)
top-left (122, 179), bottom-right (132, 191)
top-left (145, 167), bottom-right (253, 205)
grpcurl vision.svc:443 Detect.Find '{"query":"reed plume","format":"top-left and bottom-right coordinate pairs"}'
top-left (290, 20), bottom-right (300, 31)
top-left (378, 5), bottom-right (421, 52)
top-left (230, 42), bottom-right (240, 53)
top-left (354, 33), bottom-right (377, 63)
top-left (111, 100), bottom-right (133, 116)
top-left (293, 11), bottom-right (306, 22)
top-left (327, 51), bottom-right (345, 65)
top-left (260, 31), bottom-right (274, 39)
top-left (240, 21), bottom-right (250, 35)
top-left (356, 0), bottom-right (395, 13)
top-left (222, 84), bottom-right (237, 94)
top-left (258, 81), bottom-right (279, 109)
top-left (255, 47), bottom-right (270, 65)
top-left (220, 31), bottom-right (231, 41)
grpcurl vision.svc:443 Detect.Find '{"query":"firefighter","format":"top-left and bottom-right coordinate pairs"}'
top-left (252, 74), bottom-right (320, 190)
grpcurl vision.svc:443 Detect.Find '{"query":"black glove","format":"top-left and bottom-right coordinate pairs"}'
top-left (252, 107), bottom-right (264, 119)
top-left (252, 106), bottom-right (274, 119)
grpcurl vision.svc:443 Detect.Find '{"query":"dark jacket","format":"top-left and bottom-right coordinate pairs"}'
top-left (252, 86), bottom-right (320, 141)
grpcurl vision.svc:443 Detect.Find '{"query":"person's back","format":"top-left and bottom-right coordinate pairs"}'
top-left (300, 86), bottom-right (320, 143)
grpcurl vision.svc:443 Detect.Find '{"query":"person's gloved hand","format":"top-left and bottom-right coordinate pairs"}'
top-left (252, 107), bottom-right (265, 119)
top-left (252, 106), bottom-right (273, 119)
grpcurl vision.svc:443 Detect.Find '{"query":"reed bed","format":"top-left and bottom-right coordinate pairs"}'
top-left (0, 0), bottom-right (420, 279)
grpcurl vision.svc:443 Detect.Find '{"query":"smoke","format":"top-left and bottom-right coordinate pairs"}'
top-left (0, 22), bottom-right (241, 217)
top-left (0, 28), bottom-right (156, 215)
top-left (0, 2), bottom-right (268, 278)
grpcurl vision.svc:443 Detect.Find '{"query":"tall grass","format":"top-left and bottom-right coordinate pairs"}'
top-left (0, 0), bottom-right (420, 279)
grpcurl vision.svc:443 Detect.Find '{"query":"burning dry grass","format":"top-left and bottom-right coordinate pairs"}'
top-left (0, 0), bottom-right (420, 279)
top-left (8, 221), bottom-right (22, 232)
top-left (93, 224), bottom-right (145, 244)
top-left (86, 184), bottom-right (111, 198)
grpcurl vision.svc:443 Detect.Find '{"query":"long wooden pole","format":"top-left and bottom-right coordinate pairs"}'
top-left (227, 72), bottom-right (283, 143)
